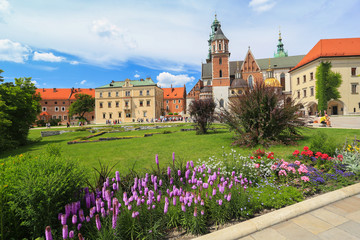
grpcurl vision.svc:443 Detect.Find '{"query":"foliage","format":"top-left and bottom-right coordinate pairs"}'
top-left (174, 113), bottom-right (178, 115)
top-left (336, 138), bottom-right (360, 173)
top-left (168, 112), bottom-right (173, 115)
top-left (2, 149), bottom-right (86, 239)
top-left (36, 119), bottom-right (46, 127)
top-left (315, 62), bottom-right (342, 115)
top-left (0, 70), bottom-right (41, 151)
top-left (310, 131), bottom-right (339, 157)
top-left (189, 99), bottom-right (217, 135)
top-left (222, 83), bottom-right (305, 147)
top-left (69, 93), bottom-right (95, 122)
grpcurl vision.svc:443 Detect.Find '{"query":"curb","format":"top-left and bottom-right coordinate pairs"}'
top-left (193, 182), bottom-right (360, 240)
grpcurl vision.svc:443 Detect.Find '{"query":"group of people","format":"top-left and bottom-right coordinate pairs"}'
top-left (319, 112), bottom-right (332, 127)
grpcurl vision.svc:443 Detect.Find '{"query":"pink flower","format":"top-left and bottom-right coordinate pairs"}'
top-left (254, 163), bottom-right (260, 169)
top-left (301, 176), bottom-right (310, 182)
top-left (270, 165), bottom-right (277, 171)
top-left (278, 170), bottom-right (287, 176)
top-left (294, 160), bottom-right (301, 166)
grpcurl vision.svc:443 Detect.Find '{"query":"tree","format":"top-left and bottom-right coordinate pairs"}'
top-left (189, 98), bottom-right (216, 135)
top-left (0, 70), bottom-right (41, 151)
top-left (315, 61), bottom-right (342, 115)
top-left (68, 93), bottom-right (95, 122)
top-left (222, 83), bottom-right (304, 147)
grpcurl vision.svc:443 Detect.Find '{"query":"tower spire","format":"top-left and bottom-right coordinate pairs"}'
top-left (274, 28), bottom-right (288, 58)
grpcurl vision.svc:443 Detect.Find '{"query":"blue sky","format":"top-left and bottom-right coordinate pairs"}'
top-left (0, 0), bottom-right (359, 91)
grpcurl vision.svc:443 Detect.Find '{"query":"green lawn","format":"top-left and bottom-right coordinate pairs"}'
top-left (1, 124), bottom-right (359, 175)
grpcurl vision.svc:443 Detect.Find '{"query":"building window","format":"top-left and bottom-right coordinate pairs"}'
top-left (225, 44), bottom-right (227, 51)
top-left (140, 100), bottom-right (143, 107)
top-left (351, 67), bottom-right (357, 76)
top-left (126, 91), bottom-right (130, 96)
top-left (303, 89), bottom-right (307, 97)
top-left (219, 43), bottom-right (221, 50)
top-left (147, 90), bottom-right (150, 95)
top-left (61, 107), bottom-right (65, 112)
top-left (248, 75), bottom-right (253, 89)
top-left (118, 112), bottom-right (121, 118)
top-left (103, 113), bottom-right (106, 119)
top-left (207, 80), bottom-right (211, 86)
top-left (303, 75), bottom-right (306, 83)
top-left (100, 92), bottom-right (103, 98)
top-left (310, 72), bottom-right (314, 80)
top-left (178, 99), bottom-right (181, 103)
top-left (173, 100), bottom-right (176, 104)
top-left (219, 58), bottom-right (222, 65)
top-left (45, 101), bottom-right (47, 104)
top-left (213, 45), bottom-right (215, 52)
top-left (219, 99), bottom-right (224, 108)
top-left (359, 102), bottom-right (360, 109)
top-left (297, 77), bottom-right (300, 85)
top-left (219, 70), bottom-right (222, 77)
top-left (116, 92), bottom-right (119, 97)
top-left (147, 100), bottom-right (150, 106)
top-left (55, 107), bottom-right (59, 112)
top-left (116, 101), bottom-right (119, 107)
top-left (53, 116), bottom-right (56, 119)
top-left (310, 87), bottom-right (314, 96)
top-left (42, 107), bottom-right (46, 111)
top-left (62, 102), bottom-right (65, 104)
top-left (58, 115), bottom-right (62, 120)
top-left (100, 102), bottom-right (103, 108)
top-left (280, 73), bottom-right (285, 90)
top-left (238, 90), bottom-right (242, 94)
top-left (108, 102), bottom-right (111, 108)
top-left (109, 113), bottom-right (112, 119)
top-left (231, 90), bottom-right (235, 94)
top-left (297, 90), bottom-right (300, 98)
top-left (140, 90), bottom-right (143, 96)
top-left (166, 106), bottom-right (169, 111)
top-left (143, 111), bottom-right (147, 117)
top-left (176, 105), bottom-right (179, 109)
top-left (54, 102), bottom-right (58, 105)
top-left (126, 113), bottom-right (131, 118)
top-left (108, 92), bottom-right (111, 97)
top-left (351, 84), bottom-right (358, 94)
top-left (64, 116), bottom-right (67, 120)
top-left (166, 100), bottom-right (169, 104)
top-left (125, 101), bottom-right (129, 107)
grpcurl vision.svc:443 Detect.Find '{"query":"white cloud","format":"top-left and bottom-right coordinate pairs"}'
top-left (70, 60), bottom-right (79, 65)
top-left (80, 80), bottom-right (86, 85)
top-left (33, 51), bottom-right (66, 62)
top-left (249, 0), bottom-right (276, 13)
top-left (0, 0), bottom-right (9, 13)
top-left (156, 72), bottom-right (195, 88)
top-left (0, 39), bottom-right (31, 63)
top-left (31, 80), bottom-right (38, 86)
top-left (134, 74), bottom-right (140, 78)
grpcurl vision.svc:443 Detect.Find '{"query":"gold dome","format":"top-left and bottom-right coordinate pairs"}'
top-left (264, 78), bottom-right (282, 87)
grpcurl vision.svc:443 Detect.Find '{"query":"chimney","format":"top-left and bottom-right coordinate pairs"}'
top-left (90, 88), bottom-right (92, 91)
top-left (53, 88), bottom-right (56, 92)
top-left (43, 88), bottom-right (45, 92)
top-left (140, 78), bottom-right (144, 81)
top-left (171, 84), bottom-right (173, 92)
top-left (78, 88), bottom-right (81, 91)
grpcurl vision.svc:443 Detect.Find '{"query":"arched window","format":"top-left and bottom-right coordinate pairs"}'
top-left (219, 58), bottom-right (222, 65)
top-left (219, 70), bottom-right (223, 78)
top-left (207, 80), bottom-right (211, 86)
top-left (248, 75), bottom-right (253, 89)
top-left (280, 73), bottom-right (285, 90)
top-left (238, 90), bottom-right (242, 94)
top-left (219, 44), bottom-right (221, 50)
top-left (213, 45), bottom-right (215, 52)
top-left (225, 44), bottom-right (227, 51)
top-left (219, 99), bottom-right (224, 108)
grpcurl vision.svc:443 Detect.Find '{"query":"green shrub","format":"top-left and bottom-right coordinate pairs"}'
top-left (2, 151), bottom-right (86, 239)
top-left (310, 132), bottom-right (339, 156)
top-left (174, 113), bottom-right (179, 115)
top-left (36, 119), bottom-right (46, 127)
top-left (168, 112), bottom-right (173, 115)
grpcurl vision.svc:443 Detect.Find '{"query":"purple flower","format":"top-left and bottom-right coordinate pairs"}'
top-left (164, 202), bottom-right (169, 214)
top-left (62, 225), bottom-right (68, 239)
top-left (201, 210), bottom-right (204, 215)
top-left (86, 216), bottom-right (90, 222)
top-left (194, 207), bottom-right (198, 217)
top-left (172, 152), bottom-right (175, 165)
top-left (116, 171), bottom-right (120, 182)
top-left (167, 167), bottom-right (171, 176)
top-left (218, 199), bottom-right (223, 206)
top-left (178, 169), bottom-right (181, 176)
top-left (173, 197), bottom-right (177, 206)
top-left (45, 226), bottom-right (53, 240)
top-left (181, 203), bottom-right (186, 212)
top-left (72, 215), bottom-right (77, 225)
top-left (212, 188), bottom-right (216, 196)
top-left (77, 223), bottom-right (82, 231)
top-left (69, 230), bottom-right (74, 238)
top-left (155, 154), bottom-right (159, 166)
top-left (95, 214), bottom-right (101, 231)
top-left (61, 214), bottom-right (67, 225)
top-left (190, 161), bottom-right (194, 168)
top-left (203, 183), bottom-right (209, 189)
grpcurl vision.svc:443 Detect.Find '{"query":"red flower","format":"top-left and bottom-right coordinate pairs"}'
top-left (315, 152), bottom-right (322, 158)
top-left (303, 146), bottom-right (309, 151)
top-left (257, 156), bottom-right (261, 159)
top-left (250, 156), bottom-right (254, 159)
top-left (321, 154), bottom-right (329, 160)
top-left (337, 154), bottom-right (343, 160)
top-left (293, 150), bottom-right (300, 155)
top-left (306, 150), bottom-right (313, 157)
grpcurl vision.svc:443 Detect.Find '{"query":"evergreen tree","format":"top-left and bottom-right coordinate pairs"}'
top-left (315, 62), bottom-right (342, 115)
top-left (69, 93), bottom-right (95, 122)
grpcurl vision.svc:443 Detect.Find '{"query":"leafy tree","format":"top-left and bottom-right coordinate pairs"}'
top-left (68, 93), bottom-right (95, 122)
top-left (222, 83), bottom-right (304, 147)
top-left (189, 99), bottom-right (216, 135)
top-left (0, 70), bottom-right (41, 151)
top-left (315, 61), bottom-right (342, 115)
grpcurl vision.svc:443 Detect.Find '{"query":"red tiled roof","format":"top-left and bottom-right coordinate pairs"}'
top-left (40, 111), bottom-right (50, 116)
top-left (36, 88), bottom-right (72, 100)
top-left (291, 38), bottom-right (360, 72)
top-left (163, 87), bottom-right (185, 99)
top-left (70, 88), bottom-right (95, 99)
top-left (36, 88), bottom-right (95, 100)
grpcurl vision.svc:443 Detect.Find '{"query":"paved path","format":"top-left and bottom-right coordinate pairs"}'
top-left (307, 115), bottom-right (360, 129)
top-left (239, 194), bottom-right (360, 240)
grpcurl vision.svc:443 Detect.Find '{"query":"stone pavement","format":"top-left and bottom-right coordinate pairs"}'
top-left (239, 194), bottom-right (360, 240)
top-left (307, 115), bottom-right (360, 129)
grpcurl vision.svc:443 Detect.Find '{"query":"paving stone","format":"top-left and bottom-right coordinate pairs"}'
top-left (237, 235), bottom-right (255, 240)
top-left (318, 227), bottom-right (359, 240)
top-left (355, 194), bottom-right (360, 198)
top-left (310, 208), bottom-right (348, 226)
top-left (273, 221), bottom-right (320, 240)
top-left (346, 210), bottom-right (360, 223)
top-left (331, 199), bottom-right (360, 214)
top-left (291, 213), bottom-right (333, 235)
top-left (250, 228), bottom-right (286, 240)
top-left (324, 204), bottom-right (349, 216)
top-left (337, 221), bottom-right (360, 238)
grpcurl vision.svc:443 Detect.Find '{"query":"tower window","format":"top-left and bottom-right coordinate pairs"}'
top-left (219, 70), bottom-right (223, 78)
top-left (213, 45), bottom-right (215, 52)
top-left (225, 44), bottom-right (227, 51)
top-left (351, 68), bottom-right (356, 76)
top-left (219, 58), bottom-right (222, 65)
top-left (219, 44), bottom-right (221, 50)
top-left (219, 99), bottom-right (224, 108)
top-left (248, 75), bottom-right (253, 89)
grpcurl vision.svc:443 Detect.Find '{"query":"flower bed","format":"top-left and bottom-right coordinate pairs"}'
top-left (44, 144), bottom-right (359, 240)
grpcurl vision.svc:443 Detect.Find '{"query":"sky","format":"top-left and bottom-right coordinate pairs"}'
top-left (0, 0), bottom-right (359, 91)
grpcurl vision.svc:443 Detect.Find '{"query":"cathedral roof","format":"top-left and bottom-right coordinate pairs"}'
top-left (213, 27), bottom-right (228, 41)
top-left (264, 78), bottom-right (282, 88)
top-left (291, 38), bottom-right (360, 72)
top-left (230, 79), bottom-right (247, 88)
top-left (200, 86), bottom-right (212, 93)
top-left (256, 55), bottom-right (305, 70)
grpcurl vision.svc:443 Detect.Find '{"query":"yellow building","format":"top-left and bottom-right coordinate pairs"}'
top-left (290, 38), bottom-right (360, 115)
top-left (95, 78), bottom-right (163, 123)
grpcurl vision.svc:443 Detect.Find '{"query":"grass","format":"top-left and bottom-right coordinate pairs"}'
top-left (1, 124), bottom-right (359, 176)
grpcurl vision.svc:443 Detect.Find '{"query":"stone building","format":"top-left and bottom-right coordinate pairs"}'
top-left (95, 78), bottom-right (163, 123)
top-left (290, 38), bottom-right (360, 115)
top-left (163, 85), bottom-right (186, 115)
